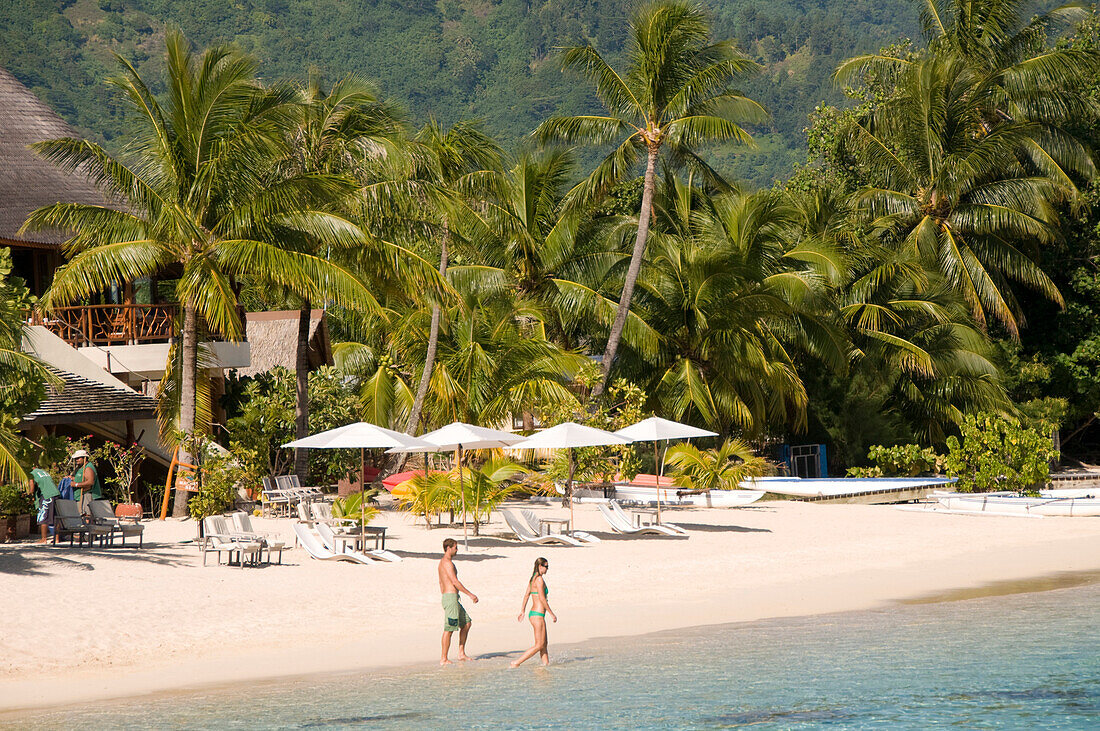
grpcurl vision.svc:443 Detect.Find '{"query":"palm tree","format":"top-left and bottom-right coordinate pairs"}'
top-left (402, 120), bottom-right (504, 437)
top-left (628, 179), bottom-right (847, 433)
top-left (665, 439), bottom-right (771, 491)
top-left (0, 248), bottom-right (54, 482)
top-left (281, 71), bottom-right (406, 481)
top-left (843, 53), bottom-right (1085, 335)
top-left (536, 0), bottom-right (766, 396)
top-left (23, 31), bottom-right (377, 516)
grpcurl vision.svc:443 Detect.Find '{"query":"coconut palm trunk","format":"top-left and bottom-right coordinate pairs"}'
top-left (294, 302), bottom-right (311, 481)
top-left (172, 305), bottom-right (199, 518)
top-left (405, 227), bottom-right (449, 436)
top-left (593, 145), bottom-right (659, 398)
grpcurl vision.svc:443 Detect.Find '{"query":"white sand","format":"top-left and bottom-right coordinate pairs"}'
top-left (3, 498), bottom-right (1100, 713)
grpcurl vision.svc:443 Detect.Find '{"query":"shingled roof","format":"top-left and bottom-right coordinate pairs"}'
top-left (21, 367), bottom-right (158, 426)
top-left (0, 67), bottom-right (109, 245)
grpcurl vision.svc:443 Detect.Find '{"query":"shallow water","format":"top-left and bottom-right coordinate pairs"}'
top-left (12, 581), bottom-right (1100, 729)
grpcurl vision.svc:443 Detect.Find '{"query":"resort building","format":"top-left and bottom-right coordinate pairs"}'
top-left (0, 66), bottom-right (250, 464)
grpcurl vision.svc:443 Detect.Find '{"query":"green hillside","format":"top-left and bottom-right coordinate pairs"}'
top-left (0, 0), bottom-right (917, 187)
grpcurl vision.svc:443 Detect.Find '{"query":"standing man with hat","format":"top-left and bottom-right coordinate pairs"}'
top-left (71, 449), bottom-right (102, 515)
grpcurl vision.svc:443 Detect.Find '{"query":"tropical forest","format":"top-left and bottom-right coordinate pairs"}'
top-left (3, 0), bottom-right (1100, 503)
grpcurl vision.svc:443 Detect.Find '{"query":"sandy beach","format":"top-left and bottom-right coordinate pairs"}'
top-left (3, 498), bottom-right (1100, 715)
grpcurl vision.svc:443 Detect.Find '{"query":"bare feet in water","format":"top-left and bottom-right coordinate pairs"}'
top-left (440, 659), bottom-right (453, 666)
top-left (457, 653), bottom-right (472, 662)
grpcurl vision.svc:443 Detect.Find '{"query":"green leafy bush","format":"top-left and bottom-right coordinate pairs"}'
top-left (847, 444), bottom-right (944, 477)
top-left (188, 451), bottom-right (241, 520)
top-left (943, 413), bottom-right (1058, 493)
top-left (332, 491), bottom-right (380, 526)
top-left (0, 481), bottom-right (34, 516)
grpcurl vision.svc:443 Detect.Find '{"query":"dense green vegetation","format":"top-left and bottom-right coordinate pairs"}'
top-left (9, 0), bottom-right (1100, 489)
top-left (0, 0), bottom-right (918, 187)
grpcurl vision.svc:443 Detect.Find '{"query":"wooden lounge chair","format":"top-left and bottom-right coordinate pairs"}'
top-left (227, 512), bottom-right (285, 564)
top-left (521, 508), bottom-right (602, 544)
top-left (597, 502), bottom-right (684, 537)
top-left (315, 522), bottom-right (401, 563)
top-left (201, 516), bottom-right (262, 567)
top-left (88, 500), bottom-right (145, 547)
top-left (608, 500), bottom-right (688, 536)
top-left (500, 508), bottom-right (584, 546)
top-left (293, 523), bottom-right (373, 565)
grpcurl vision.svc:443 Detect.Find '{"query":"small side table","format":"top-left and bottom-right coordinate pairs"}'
top-left (632, 509), bottom-right (659, 527)
top-left (539, 517), bottom-right (572, 535)
top-left (333, 526), bottom-right (387, 551)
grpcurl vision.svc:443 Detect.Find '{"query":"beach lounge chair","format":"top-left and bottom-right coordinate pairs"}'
top-left (596, 502), bottom-right (683, 537)
top-left (521, 508), bottom-right (602, 544)
top-left (292, 523), bottom-right (373, 565)
top-left (53, 499), bottom-right (112, 546)
top-left (315, 523), bottom-right (402, 563)
top-left (201, 516), bottom-right (263, 567)
top-left (227, 512), bottom-right (285, 565)
top-left (261, 477), bottom-right (291, 517)
top-left (500, 508), bottom-right (585, 546)
top-left (310, 501), bottom-right (357, 529)
top-left (88, 499), bottom-right (145, 547)
top-left (608, 500), bottom-right (688, 536)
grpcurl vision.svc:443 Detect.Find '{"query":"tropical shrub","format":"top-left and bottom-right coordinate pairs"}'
top-left (395, 471), bottom-right (458, 528)
top-left (666, 439), bottom-right (772, 491)
top-left (188, 451), bottom-right (242, 520)
top-left (332, 491), bottom-right (380, 526)
top-left (0, 481), bottom-right (34, 517)
top-left (943, 413), bottom-right (1058, 493)
top-left (460, 458), bottom-right (527, 535)
top-left (847, 444), bottom-right (944, 477)
top-left (92, 441), bottom-right (145, 504)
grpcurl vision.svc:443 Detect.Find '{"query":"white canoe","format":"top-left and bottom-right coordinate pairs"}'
top-left (935, 492), bottom-right (1100, 517)
top-left (575, 484), bottom-right (764, 507)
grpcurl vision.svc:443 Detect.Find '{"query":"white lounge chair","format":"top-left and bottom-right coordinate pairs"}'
top-left (521, 508), bottom-right (601, 544)
top-left (315, 522), bottom-right (402, 563)
top-left (500, 508), bottom-right (585, 546)
top-left (293, 523), bottom-right (373, 565)
top-left (227, 512), bottom-right (286, 564)
top-left (310, 501), bottom-right (357, 528)
top-left (608, 500), bottom-right (687, 536)
top-left (201, 516), bottom-right (263, 567)
top-left (597, 502), bottom-right (683, 537)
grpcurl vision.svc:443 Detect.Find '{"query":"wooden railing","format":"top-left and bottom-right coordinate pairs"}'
top-left (30, 304), bottom-right (179, 346)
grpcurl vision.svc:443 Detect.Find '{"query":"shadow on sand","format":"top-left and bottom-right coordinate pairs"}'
top-left (669, 522), bottom-right (771, 534)
top-left (0, 543), bottom-right (192, 575)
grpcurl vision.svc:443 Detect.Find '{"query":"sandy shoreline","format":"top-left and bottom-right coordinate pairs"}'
top-left (3, 499), bottom-right (1100, 715)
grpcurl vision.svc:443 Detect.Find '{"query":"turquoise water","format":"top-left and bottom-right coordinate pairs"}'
top-left (11, 581), bottom-right (1100, 729)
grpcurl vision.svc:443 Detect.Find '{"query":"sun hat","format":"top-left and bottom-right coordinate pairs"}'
top-left (72, 449), bottom-right (90, 459)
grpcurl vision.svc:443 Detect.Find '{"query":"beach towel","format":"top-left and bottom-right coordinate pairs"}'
top-left (57, 477), bottom-right (74, 501)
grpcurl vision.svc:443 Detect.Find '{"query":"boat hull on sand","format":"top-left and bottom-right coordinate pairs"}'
top-left (935, 492), bottom-right (1100, 517)
top-left (575, 485), bottom-right (765, 507)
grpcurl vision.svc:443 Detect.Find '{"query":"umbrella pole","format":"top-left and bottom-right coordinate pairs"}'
top-left (567, 447), bottom-right (575, 536)
top-left (458, 445), bottom-right (468, 550)
top-left (655, 440), bottom-right (663, 524)
top-left (360, 447), bottom-right (366, 539)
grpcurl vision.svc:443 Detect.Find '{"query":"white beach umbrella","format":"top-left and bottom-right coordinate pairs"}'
top-left (283, 422), bottom-right (433, 532)
top-left (615, 417), bottom-right (718, 523)
top-left (509, 422), bottom-right (632, 534)
top-left (385, 422), bottom-right (524, 548)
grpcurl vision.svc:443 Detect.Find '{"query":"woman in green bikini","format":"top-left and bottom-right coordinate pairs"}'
top-left (510, 557), bottom-right (556, 667)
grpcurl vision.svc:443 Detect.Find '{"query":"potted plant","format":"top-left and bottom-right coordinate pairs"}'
top-left (0, 481), bottom-right (35, 542)
top-left (93, 441), bottom-right (145, 519)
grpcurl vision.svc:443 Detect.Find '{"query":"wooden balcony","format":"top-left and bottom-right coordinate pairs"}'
top-left (30, 304), bottom-right (179, 347)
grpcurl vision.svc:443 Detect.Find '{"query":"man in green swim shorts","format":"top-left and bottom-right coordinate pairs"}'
top-left (438, 538), bottom-right (478, 665)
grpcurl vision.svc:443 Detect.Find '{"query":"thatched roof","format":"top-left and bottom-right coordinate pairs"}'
top-left (0, 67), bottom-right (109, 245)
top-left (22, 367), bottom-right (158, 426)
top-left (236, 310), bottom-right (333, 377)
